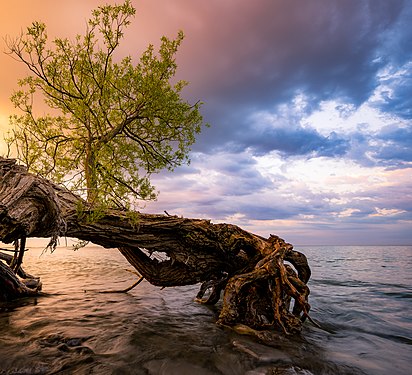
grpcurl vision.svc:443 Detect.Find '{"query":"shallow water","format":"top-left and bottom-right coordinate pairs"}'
top-left (0, 244), bottom-right (411, 374)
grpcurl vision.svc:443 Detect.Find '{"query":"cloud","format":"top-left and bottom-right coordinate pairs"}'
top-left (372, 62), bottom-right (412, 119)
top-left (147, 145), bottom-right (412, 244)
top-left (179, 0), bottom-right (410, 172)
top-left (373, 125), bottom-right (412, 165)
top-left (232, 110), bottom-right (350, 158)
top-left (179, 0), bottom-right (405, 109)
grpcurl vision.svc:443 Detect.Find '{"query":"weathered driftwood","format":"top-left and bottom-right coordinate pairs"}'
top-left (0, 157), bottom-right (314, 334)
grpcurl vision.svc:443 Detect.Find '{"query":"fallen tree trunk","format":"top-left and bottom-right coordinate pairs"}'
top-left (0, 157), bottom-right (314, 334)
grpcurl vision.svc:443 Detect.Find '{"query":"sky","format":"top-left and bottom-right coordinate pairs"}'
top-left (0, 0), bottom-right (411, 245)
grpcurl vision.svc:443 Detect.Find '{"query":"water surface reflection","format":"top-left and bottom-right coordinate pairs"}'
top-left (0, 245), bottom-right (411, 374)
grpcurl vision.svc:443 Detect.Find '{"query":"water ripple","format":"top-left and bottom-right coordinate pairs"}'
top-left (0, 245), bottom-right (411, 375)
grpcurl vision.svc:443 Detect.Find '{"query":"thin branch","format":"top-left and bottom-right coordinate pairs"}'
top-left (98, 276), bottom-right (144, 293)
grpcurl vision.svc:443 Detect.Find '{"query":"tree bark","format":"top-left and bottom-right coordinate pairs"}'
top-left (0, 157), bottom-right (314, 334)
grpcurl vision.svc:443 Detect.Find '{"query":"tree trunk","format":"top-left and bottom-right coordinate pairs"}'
top-left (85, 139), bottom-right (98, 205)
top-left (0, 157), bottom-right (314, 334)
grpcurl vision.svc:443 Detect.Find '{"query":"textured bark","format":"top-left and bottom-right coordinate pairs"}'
top-left (0, 158), bottom-right (314, 334)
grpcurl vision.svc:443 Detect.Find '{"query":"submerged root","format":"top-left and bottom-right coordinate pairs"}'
top-left (98, 276), bottom-right (144, 294)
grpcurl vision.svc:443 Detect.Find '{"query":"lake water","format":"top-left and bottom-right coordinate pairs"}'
top-left (0, 244), bottom-right (411, 374)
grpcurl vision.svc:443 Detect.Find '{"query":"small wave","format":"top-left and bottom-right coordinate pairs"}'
top-left (381, 291), bottom-right (412, 299)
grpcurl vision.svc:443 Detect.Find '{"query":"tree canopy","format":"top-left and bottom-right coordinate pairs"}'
top-left (6, 0), bottom-right (205, 209)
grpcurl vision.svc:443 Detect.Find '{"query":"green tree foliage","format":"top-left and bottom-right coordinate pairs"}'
top-left (6, 0), bottom-right (205, 209)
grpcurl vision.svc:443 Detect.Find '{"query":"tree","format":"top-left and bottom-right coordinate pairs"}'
top-left (1, 1), bottom-right (315, 339)
top-left (5, 0), bottom-right (205, 209)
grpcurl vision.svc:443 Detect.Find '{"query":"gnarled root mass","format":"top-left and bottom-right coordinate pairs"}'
top-left (199, 235), bottom-right (312, 334)
top-left (0, 157), bottom-right (314, 334)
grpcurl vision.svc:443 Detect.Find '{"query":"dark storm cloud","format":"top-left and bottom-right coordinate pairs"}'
top-left (236, 125), bottom-right (349, 158)
top-left (374, 1), bottom-right (412, 68)
top-left (179, 0), bottom-right (408, 155)
top-left (183, 0), bottom-right (404, 106)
